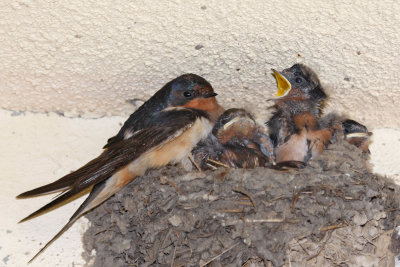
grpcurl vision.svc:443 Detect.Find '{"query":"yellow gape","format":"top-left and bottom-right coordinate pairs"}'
top-left (272, 69), bottom-right (292, 98)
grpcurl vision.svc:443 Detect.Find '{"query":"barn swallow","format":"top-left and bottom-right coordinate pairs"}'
top-left (193, 108), bottom-right (274, 169)
top-left (267, 64), bottom-right (332, 167)
top-left (16, 74), bottom-right (223, 262)
top-left (342, 119), bottom-right (372, 153)
top-left (320, 113), bottom-right (372, 153)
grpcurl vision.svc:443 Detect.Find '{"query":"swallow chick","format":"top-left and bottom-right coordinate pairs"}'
top-left (17, 73), bottom-right (223, 262)
top-left (193, 108), bottom-right (275, 169)
top-left (267, 64), bottom-right (332, 167)
top-left (320, 113), bottom-right (372, 153)
top-left (343, 119), bottom-right (372, 153)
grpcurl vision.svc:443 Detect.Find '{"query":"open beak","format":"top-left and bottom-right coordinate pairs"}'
top-left (345, 132), bottom-right (373, 139)
top-left (272, 69), bottom-right (292, 98)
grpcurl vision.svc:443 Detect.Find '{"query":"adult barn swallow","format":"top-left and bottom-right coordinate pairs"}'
top-left (193, 108), bottom-right (274, 169)
top-left (17, 74), bottom-right (223, 262)
top-left (267, 64), bottom-right (332, 166)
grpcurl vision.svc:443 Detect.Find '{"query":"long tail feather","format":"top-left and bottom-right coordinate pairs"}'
top-left (19, 188), bottom-right (88, 223)
top-left (27, 181), bottom-right (106, 263)
top-left (28, 218), bottom-right (77, 264)
top-left (17, 157), bottom-right (104, 199)
top-left (17, 179), bottom-right (73, 199)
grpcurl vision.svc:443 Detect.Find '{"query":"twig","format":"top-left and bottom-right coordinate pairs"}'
top-left (207, 158), bottom-right (229, 168)
top-left (196, 231), bottom-right (216, 238)
top-left (233, 187), bottom-right (258, 213)
top-left (269, 195), bottom-right (286, 202)
top-left (295, 239), bottom-right (310, 256)
top-left (164, 177), bottom-right (183, 195)
top-left (170, 244), bottom-right (177, 267)
top-left (222, 208), bottom-right (243, 213)
top-left (350, 176), bottom-right (366, 185)
top-left (245, 218), bottom-right (284, 223)
top-left (200, 242), bottom-right (239, 267)
top-left (350, 168), bottom-right (364, 174)
top-left (188, 153), bottom-right (201, 171)
top-left (385, 207), bottom-right (400, 212)
top-left (145, 195), bottom-right (150, 206)
top-left (221, 218), bottom-right (287, 225)
top-left (306, 230), bottom-right (333, 261)
top-left (174, 228), bottom-right (180, 239)
top-left (319, 184), bottom-right (334, 191)
top-left (319, 184), bottom-right (357, 201)
top-left (320, 222), bottom-right (347, 232)
top-left (94, 227), bottom-right (113, 236)
top-left (291, 189), bottom-right (302, 213)
top-left (206, 163), bottom-right (218, 170)
top-left (285, 219), bottom-right (299, 224)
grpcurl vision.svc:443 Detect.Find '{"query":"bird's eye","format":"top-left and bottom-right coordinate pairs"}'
top-left (295, 77), bottom-right (302, 83)
top-left (183, 91), bottom-right (192, 98)
top-left (221, 118), bottom-right (229, 125)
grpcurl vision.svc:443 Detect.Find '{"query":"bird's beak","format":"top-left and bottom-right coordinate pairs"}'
top-left (205, 92), bottom-right (218, 98)
top-left (222, 115), bottom-right (254, 131)
top-left (345, 132), bottom-right (373, 139)
top-left (272, 69), bottom-right (291, 98)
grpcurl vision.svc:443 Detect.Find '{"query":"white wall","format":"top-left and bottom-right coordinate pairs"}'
top-left (1, 0), bottom-right (400, 127)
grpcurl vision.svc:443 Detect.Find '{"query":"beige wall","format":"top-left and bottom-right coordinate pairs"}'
top-left (1, 0), bottom-right (399, 127)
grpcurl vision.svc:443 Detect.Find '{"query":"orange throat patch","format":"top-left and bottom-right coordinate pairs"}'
top-left (181, 97), bottom-right (225, 122)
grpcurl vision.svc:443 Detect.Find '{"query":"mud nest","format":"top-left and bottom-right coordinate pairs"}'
top-left (82, 140), bottom-right (400, 266)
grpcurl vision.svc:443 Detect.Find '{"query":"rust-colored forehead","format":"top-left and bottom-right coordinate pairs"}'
top-left (179, 73), bottom-right (213, 90)
top-left (193, 83), bottom-right (213, 94)
top-left (169, 73), bottom-right (215, 95)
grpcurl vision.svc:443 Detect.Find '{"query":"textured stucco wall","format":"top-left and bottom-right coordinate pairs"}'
top-left (1, 0), bottom-right (400, 128)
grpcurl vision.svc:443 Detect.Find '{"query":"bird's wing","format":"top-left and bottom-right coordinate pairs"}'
top-left (17, 108), bottom-right (204, 222)
top-left (22, 108), bottom-right (208, 263)
top-left (16, 156), bottom-right (111, 198)
top-left (103, 101), bottom-right (165, 149)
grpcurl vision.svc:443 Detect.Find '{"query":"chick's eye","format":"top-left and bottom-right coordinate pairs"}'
top-left (183, 91), bottom-right (192, 98)
top-left (295, 77), bottom-right (302, 83)
top-left (221, 118), bottom-right (229, 124)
